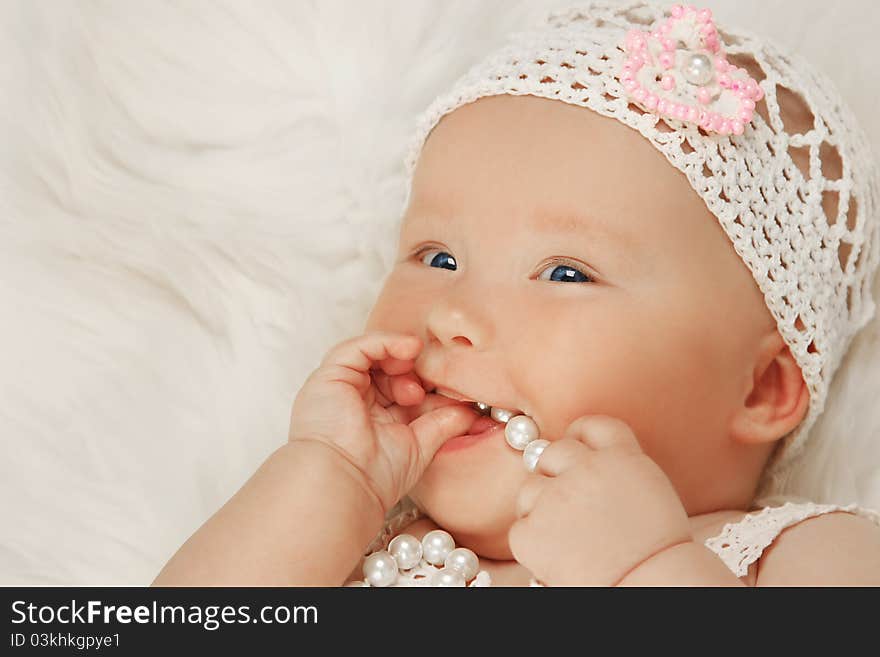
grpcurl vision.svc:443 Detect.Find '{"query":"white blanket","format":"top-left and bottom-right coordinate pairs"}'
top-left (1, 0), bottom-right (878, 584)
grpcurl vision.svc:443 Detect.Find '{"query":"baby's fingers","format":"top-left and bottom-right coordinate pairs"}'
top-left (321, 331), bottom-right (422, 373)
top-left (372, 370), bottom-right (426, 408)
top-left (318, 332), bottom-right (422, 396)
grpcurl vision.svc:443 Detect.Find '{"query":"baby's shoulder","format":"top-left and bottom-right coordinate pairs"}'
top-left (697, 502), bottom-right (880, 586)
top-left (753, 507), bottom-right (880, 585)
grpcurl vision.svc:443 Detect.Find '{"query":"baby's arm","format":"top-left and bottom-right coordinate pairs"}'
top-left (151, 440), bottom-right (385, 586)
top-left (614, 541), bottom-right (747, 586)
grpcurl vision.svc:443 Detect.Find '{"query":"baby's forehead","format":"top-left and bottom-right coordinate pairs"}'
top-left (408, 95), bottom-right (713, 249)
top-left (404, 189), bottom-right (632, 253)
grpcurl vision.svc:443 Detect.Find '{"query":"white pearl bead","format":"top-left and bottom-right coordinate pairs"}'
top-left (421, 529), bottom-right (455, 566)
top-left (505, 414), bottom-right (540, 450)
top-left (362, 550), bottom-right (398, 587)
top-left (431, 566), bottom-right (466, 587)
top-left (388, 533), bottom-right (423, 570)
top-left (523, 439), bottom-right (550, 472)
top-left (444, 547), bottom-right (480, 581)
top-left (490, 406), bottom-right (516, 423)
top-left (683, 52), bottom-right (714, 86)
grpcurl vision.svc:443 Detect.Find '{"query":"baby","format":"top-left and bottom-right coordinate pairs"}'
top-left (153, 2), bottom-right (880, 586)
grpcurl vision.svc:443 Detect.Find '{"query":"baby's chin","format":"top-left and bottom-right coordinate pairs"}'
top-left (410, 435), bottom-right (527, 558)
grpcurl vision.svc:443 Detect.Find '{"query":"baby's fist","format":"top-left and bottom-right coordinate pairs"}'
top-left (287, 331), bottom-right (479, 517)
top-left (508, 415), bottom-right (692, 586)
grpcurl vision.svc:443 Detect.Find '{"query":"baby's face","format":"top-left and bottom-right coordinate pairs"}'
top-left (365, 95), bottom-right (778, 558)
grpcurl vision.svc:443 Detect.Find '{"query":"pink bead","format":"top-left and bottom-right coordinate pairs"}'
top-left (739, 107), bottom-right (754, 123)
top-left (755, 84), bottom-right (764, 101)
top-left (671, 4), bottom-right (684, 18)
top-left (657, 99), bottom-right (668, 113)
top-left (626, 29), bottom-right (644, 51)
top-left (624, 79), bottom-right (638, 92)
top-left (718, 73), bottom-right (731, 88)
top-left (742, 99), bottom-right (756, 110)
top-left (661, 37), bottom-right (675, 51)
top-left (659, 52), bottom-right (674, 69)
top-left (631, 54), bottom-right (644, 68)
top-left (730, 80), bottom-right (741, 93)
top-left (622, 70), bottom-right (634, 82)
top-left (697, 8), bottom-right (713, 23)
top-left (660, 22), bottom-right (672, 34)
top-left (697, 87), bottom-right (712, 105)
top-left (665, 103), bottom-right (677, 117)
top-left (660, 74), bottom-right (675, 90)
top-left (686, 106), bottom-right (699, 121)
top-left (745, 79), bottom-right (759, 98)
top-left (633, 88), bottom-right (647, 102)
top-left (700, 23), bottom-right (716, 36)
top-left (645, 93), bottom-right (659, 110)
top-left (709, 115), bottom-right (722, 131)
top-left (705, 36), bottom-right (719, 52)
top-left (677, 104), bottom-right (689, 120)
top-left (719, 119), bottom-right (732, 135)
top-left (731, 120), bottom-right (744, 135)
top-left (714, 57), bottom-right (729, 72)
top-left (699, 111), bottom-right (711, 127)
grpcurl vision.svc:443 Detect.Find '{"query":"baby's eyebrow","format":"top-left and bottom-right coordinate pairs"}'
top-left (530, 209), bottom-right (630, 249)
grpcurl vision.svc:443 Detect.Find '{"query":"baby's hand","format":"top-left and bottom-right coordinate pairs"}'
top-left (287, 330), bottom-right (479, 516)
top-left (509, 415), bottom-right (693, 586)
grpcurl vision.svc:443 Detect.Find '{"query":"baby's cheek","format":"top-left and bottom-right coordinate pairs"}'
top-left (515, 309), bottom-right (655, 439)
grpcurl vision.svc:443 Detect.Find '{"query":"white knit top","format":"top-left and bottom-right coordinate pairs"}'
top-left (350, 500), bottom-right (880, 586)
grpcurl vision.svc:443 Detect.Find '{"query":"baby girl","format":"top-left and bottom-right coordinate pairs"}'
top-left (153, 2), bottom-right (880, 586)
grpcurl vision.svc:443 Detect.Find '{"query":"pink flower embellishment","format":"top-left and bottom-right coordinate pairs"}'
top-left (618, 4), bottom-right (763, 136)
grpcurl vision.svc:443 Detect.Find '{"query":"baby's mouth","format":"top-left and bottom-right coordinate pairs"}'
top-left (429, 388), bottom-right (528, 434)
top-left (426, 387), bottom-right (545, 464)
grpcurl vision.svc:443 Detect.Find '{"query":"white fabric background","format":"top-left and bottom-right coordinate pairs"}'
top-left (1, 0), bottom-right (878, 585)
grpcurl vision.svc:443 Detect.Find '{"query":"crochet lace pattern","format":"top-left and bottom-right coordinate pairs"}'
top-left (399, 1), bottom-right (880, 500)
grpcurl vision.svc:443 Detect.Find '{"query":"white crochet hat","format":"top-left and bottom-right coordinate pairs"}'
top-left (399, 1), bottom-right (880, 502)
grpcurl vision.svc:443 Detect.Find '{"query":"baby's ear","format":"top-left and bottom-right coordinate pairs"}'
top-left (728, 330), bottom-right (810, 446)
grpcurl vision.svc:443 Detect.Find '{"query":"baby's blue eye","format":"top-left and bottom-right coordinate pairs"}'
top-left (537, 262), bottom-right (593, 283)
top-left (418, 248), bottom-right (594, 283)
top-left (420, 249), bottom-right (457, 270)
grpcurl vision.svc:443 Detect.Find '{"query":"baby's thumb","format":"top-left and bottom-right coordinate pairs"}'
top-left (409, 403), bottom-right (478, 463)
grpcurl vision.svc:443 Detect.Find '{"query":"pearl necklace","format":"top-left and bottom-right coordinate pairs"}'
top-left (350, 403), bottom-right (547, 587)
